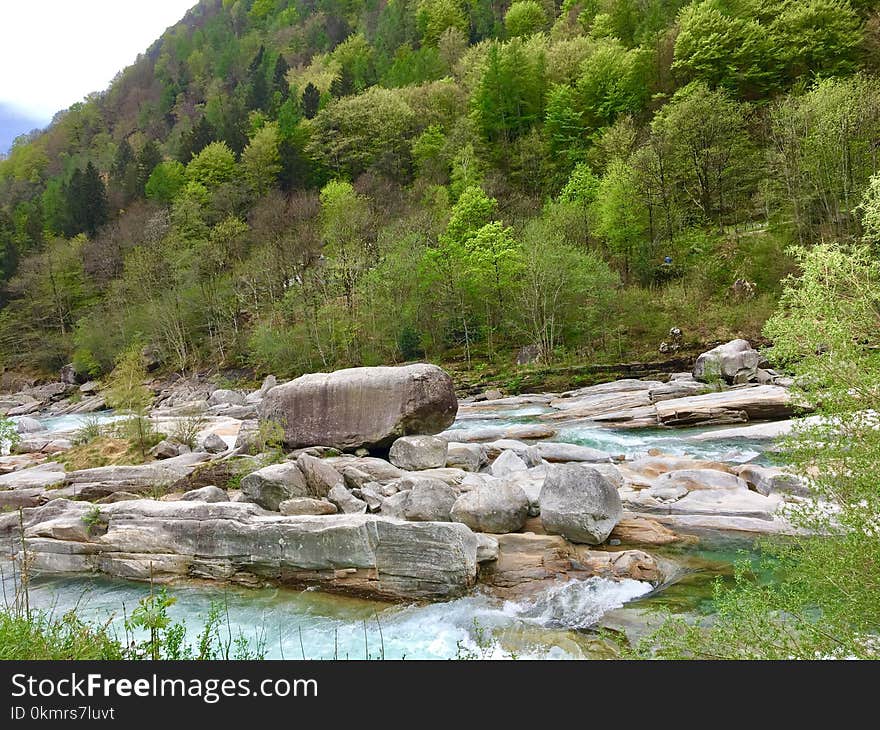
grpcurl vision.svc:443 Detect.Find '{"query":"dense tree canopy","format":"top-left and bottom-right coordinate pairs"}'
top-left (0, 0), bottom-right (877, 376)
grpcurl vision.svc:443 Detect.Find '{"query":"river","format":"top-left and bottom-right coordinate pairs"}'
top-left (6, 401), bottom-right (784, 659)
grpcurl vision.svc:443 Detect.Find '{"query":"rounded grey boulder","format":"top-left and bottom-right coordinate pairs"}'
top-left (693, 339), bottom-right (765, 384)
top-left (15, 416), bottom-right (46, 434)
top-left (389, 435), bottom-right (448, 470)
top-left (539, 464), bottom-right (622, 544)
top-left (259, 364), bottom-right (458, 450)
top-left (450, 482), bottom-right (529, 534)
top-left (202, 433), bottom-right (228, 453)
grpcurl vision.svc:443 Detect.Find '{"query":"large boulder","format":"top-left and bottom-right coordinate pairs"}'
top-left (389, 435), bottom-right (448, 470)
top-left (539, 464), bottom-right (622, 545)
top-left (259, 364), bottom-right (458, 450)
top-left (693, 339), bottom-right (765, 384)
top-left (450, 482), bottom-right (529, 534)
top-left (240, 462), bottom-right (310, 510)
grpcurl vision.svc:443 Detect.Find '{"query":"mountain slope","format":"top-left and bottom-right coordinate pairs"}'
top-left (0, 0), bottom-right (877, 379)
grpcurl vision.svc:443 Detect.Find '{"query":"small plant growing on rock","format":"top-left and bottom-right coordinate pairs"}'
top-left (254, 418), bottom-right (285, 454)
top-left (170, 407), bottom-right (208, 449)
top-left (82, 505), bottom-right (105, 536)
top-left (73, 415), bottom-right (104, 446)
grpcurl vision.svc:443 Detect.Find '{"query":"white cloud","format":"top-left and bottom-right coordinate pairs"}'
top-left (0, 1), bottom-right (196, 120)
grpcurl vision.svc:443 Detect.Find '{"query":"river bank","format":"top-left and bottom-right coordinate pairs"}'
top-left (0, 339), bottom-right (811, 657)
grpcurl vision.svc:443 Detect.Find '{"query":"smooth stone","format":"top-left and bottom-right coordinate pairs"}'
top-left (260, 364), bottom-right (458, 450)
top-left (539, 464), bottom-right (622, 545)
top-left (180, 485), bottom-right (229, 503)
top-left (532, 442), bottom-right (612, 463)
top-left (389, 435), bottom-right (449, 471)
top-left (445, 443), bottom-right (487, 472)
top-left (450, 482), bottom-right (529, 534)
top-left (490, 449), bottom-right (528, 477)
top-left (202, 433), bottom-right (228, 454)
top-left (327, 484), bottom-right (368, 514)
top-left (240, 462), bottom-right (310, 511)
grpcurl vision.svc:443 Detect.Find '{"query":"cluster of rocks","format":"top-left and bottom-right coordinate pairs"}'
top-left (0, 342), bottom-right (809, 602)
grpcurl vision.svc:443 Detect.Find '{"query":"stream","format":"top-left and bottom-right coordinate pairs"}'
top-left (6, 402), bottom-right (785, 659)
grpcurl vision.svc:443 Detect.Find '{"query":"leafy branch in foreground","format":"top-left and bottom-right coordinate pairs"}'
top-left (631, 241), bottom-right (880, 660)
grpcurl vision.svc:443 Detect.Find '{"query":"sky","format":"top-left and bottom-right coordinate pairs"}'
top-left (0, 1), bottom-right (196, 125)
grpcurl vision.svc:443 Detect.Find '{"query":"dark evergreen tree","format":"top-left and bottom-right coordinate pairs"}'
top-left (135, 141), bottom-right (163, 196)
top-left (247, 45), bottom-right (269, 111)
top-left (111, 139), bottom-right (139, 201)
top-left (302, 82), bottom-right (320, 119)
top-left (272, 54), bottom-right (290, 98)
top-left (66, 163), bottom-right (108, 237)
top-left (177, 116), bottom-right (215, 162)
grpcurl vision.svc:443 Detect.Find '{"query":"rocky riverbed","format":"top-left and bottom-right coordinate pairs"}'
top-left (0, 340), bottom-right (814, 651)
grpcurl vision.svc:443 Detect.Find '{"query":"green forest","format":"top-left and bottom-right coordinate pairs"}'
top-left (1, 0), bottom-right (879, 380)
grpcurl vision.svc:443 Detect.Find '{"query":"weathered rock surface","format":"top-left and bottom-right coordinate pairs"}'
top-left (279, 498), bottom-right (337, 516)
top-left (327, 484), bottom-right (368, 514)
top-left (208, 389), bottom-right (246, 407)
top-left (15, 416), bottom-right (46, 434)
top-left (381, 477), bottom-right (457, 521)
top-left (479, 533), bottom-right (662, 599)
top-left (609, 516), bottom-right (684, 546)
top-left (0, 462), bottom-right (66, 490)
top-left (260, 364), bottom-right (458, 450)
top-left (388, 435), bottom-right (448, 471)
top-left (240, 462), bottom-right (310, 511)
top-left (450, 482), bottom-right (529, 534)
top-left (539, 464), bottom-right (623, 544)
top-left (445, 443), bottom-right (487, 472)
top-left (180, 486), bottom-right (229, 503)
top-left (490, 449), bottom-right (529, 477)
top-left (735, 464), bottom-right (808, 496)
top-left (14, 437), bottom-right (73, 454)
top-left (64, 452), bottom-right (211, 499)
top-left (202, 433), bottom-right (228, 454)
top-left (1, 500), bottom-right (479, 600)
top-left (296, 454), bottom-right (344, 496)
top-left (693, 339), bottom-right (765, 384)
top-left (654, 385), bottom-right (795, 426)
top-left (533, 442), bottom-right (612, 463)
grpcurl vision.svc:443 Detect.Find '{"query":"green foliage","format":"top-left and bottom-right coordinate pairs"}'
top-left (505, 1), bottom-right (547, 39)
top-left (72, 415), bottom-right (104, 446)
top-left (241, 121), bottom-right (281, 196)
top-left (0, 417), bottom-right (21, 453)
top-left (417, 0), bottom-right (469, 46)
top-left (105, 344), bottom-right (154, 458)
top-left (634, 241), bottom-right (880, 659)
top-left (576, 39), bottom-right (648, 130)
top-left (186, 141), bottom-right (237, 188)
top-left (0, 610), bottom-right (124, 660)
top-left (145, 160), bottom-right (186, 204)
top-left (0, 0), bottom-right (876, 384)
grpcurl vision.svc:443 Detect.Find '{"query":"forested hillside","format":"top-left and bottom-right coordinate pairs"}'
top-left (1, 0), bottom-right (878, 380)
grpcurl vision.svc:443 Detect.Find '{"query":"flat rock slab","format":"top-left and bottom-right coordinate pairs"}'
top-left (64, 452), bottom-right (212, 497)
top-left (1, 500), bottom-right (478, 601)
top-left (0, 463), bottom-right (66, 490)
top-left (655, 385), bottom-right (795, 426)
